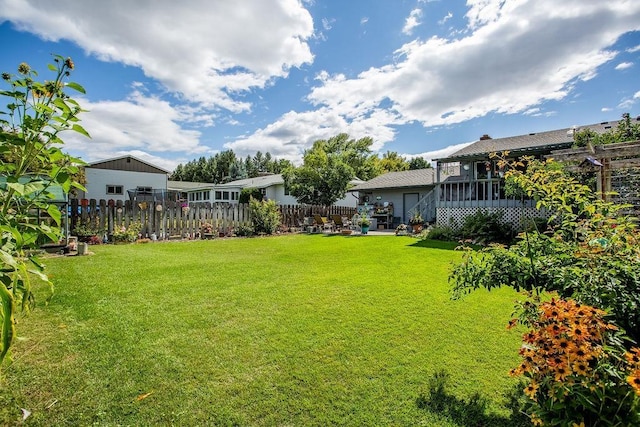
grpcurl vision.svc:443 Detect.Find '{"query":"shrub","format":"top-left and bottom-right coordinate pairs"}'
top-left (249, 198), bottom-right (280, 234)
top-left (234, 224), bottom-right (254, 237)
top-left (239, 187), bottom-right (263, 204)
top-left (112, 222), bottom-right (141, 243)
top-left (423, 224), bottom-right (456, 241)
top-left (458, 209), bottom-right (514, 244)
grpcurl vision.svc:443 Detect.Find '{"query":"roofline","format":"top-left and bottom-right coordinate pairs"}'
top-left (87, 155), bottom-right (170, 174)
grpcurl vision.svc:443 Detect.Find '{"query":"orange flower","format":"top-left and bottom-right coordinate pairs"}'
top-left (572, 360), bottom-right (590, 376)
top-left (556, 337), bottom-right (574, 354)
top-left (571, 345), bottom-right (591, 362)
top-left (554, 365), bottom-right (571, 382)
top-left (569, 325), bottom-right (587, 340)
top-left (524, 381), bottom-right (539, 399)
top-left (625, 348), bottom-right (640, 367)
top-left (626, 369), bottom-right (640, 396)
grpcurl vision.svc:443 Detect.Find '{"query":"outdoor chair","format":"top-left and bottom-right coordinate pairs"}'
top-left (331, 214), bottom-right (349, 231)
top-left (313, 214), bottom-right (334, 232)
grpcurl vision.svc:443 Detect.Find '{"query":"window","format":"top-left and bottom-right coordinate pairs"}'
top-left (215, 191), bottom-right (222, 200)
top-left (137, 186), bottom-right (153, 194)
top-left (260, 188), bottom-right (267, 196)
top-left (231, 192), bottom-right (238, 201)
top-left (222, 191), bottom-right (230, 200)
top-left (106, 185), bottom-right (123, 195)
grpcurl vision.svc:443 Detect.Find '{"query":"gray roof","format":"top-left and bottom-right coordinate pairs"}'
top-left (167, 180), bottom-right (215, 191)
top-left (217, 174), bottom-right (284, 189)
top-left (438, 120), bottom-right (622, 162)
top-left (349, 169), bottom-right (435, 191)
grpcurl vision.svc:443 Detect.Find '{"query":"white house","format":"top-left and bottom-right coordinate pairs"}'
top-left (170, 173), bottom-right (360, 207)
top-left (80, 155), bottom-right (170, 202)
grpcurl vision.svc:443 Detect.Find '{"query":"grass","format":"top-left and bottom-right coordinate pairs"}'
top-left (1, 235), bottom-right (525, 426)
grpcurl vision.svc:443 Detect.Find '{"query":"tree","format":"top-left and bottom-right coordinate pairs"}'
top-left (283, 141), bottom-right (354, 207)
top-left (378, 151), bottom-right (409, 172)
top-left (0, 56), bottom-right (88, 363)
top-left (408, 156), bottom-right (432, 170)
top-left (322, 133), bottom-right (380, 180)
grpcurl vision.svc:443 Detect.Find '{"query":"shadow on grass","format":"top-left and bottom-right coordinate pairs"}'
top-left (408, 239), bottom-right (460, 251)
top-left (416, 371), bottom-right (530, 427)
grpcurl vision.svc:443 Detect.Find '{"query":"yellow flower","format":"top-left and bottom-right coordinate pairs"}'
top-left (524, 381), bottom-right (539, 399)
top-left (554, 365), bottom-right (571, 382)
top-left (572, 421), bottom-right (585, 427)
top-left (572, 360), bottom-right (589, 376)
top-left (625, 348), bottom-right (640, 367)
top-left (627, 369), bottom-right (640, 396)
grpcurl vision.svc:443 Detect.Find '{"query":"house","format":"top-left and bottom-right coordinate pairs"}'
top-left (172, 173), bottom-right (361, 208)
top-left (348, 168), bottom-right (437, 228)
top-left (79, 155), bottom-right (170, 202)
top-left (434, 120), bottom-right (623, 227)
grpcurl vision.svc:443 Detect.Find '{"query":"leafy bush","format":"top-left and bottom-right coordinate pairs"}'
top-left (459, 209), bottom-right (514, 244)
top-left (450, 155), bottom-right (640, 424)
top-left (73, 217), bottom-right (104, 240)
top-left (234, 224), bottom-right (254, 237)
top-left (424, 224), bottom-right (457, 241)
top-left (249, 198), bottom-right (280, 234)
top-left (239, 187), bottom-right (263, 204)
top-left (112, 222), bottom-right (141, 243)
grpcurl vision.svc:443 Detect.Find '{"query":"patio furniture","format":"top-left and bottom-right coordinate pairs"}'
top-left (331, 214), bottom-right (349, 231)
top-left (313, 214), bottom-right (334, 232)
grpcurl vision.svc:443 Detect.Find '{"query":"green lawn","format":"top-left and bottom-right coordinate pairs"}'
top-left (1, 235), bottom-right (525, 426)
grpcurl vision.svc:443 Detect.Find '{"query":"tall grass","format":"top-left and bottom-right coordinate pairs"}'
top-left (0, 235), bottom-right (524, 426)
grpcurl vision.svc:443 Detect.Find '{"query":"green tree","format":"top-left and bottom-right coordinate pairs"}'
top-left (0, 56), bottom-right (88, 363)
top-left (408, 156), bottom-right (432, 170)
top-left (574, 113), bottom-right (640, 147)
top-left (283, 139), bottom-right (355, 207)
top-left (378, 151), bottom-right (409, 172)
top-left (322, 133), bottom-right (380, 180)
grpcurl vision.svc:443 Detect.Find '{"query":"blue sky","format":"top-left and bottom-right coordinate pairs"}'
top-left (1, 0), bottom-right (639, 172)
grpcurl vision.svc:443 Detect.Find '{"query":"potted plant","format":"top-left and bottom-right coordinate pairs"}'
top-left (408, 210), bottom-right (423, 233)
top-left (358, 212), bottom-right (371, 234)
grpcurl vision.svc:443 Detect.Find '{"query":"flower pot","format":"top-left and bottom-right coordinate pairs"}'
top-left (361, 225), bottom-right (369, 234)
top-left (412, 224), bottom-right (422, 233)
top-left (341, 229), bottom-right (352, 235)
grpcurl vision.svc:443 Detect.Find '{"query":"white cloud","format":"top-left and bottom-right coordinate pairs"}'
top-left (618, 91), bottom-right (640, 109)
top-left (63, 90), bottom-right (211, 168)
top-left (439, 12), bottom-right (453, 25)
top-left (223, 106), bottom-right (401, 163)
top-left (615, 61), bottom-right (634, 70)
top-left (307, 1), bottom-right (640, 129)
top-left (322, 17), bottom-right (334, 31)
top-left (601, 107), bottom-right (612, 112)
top-left (402, 8), bottom-right (423, 35)
top-left (0, 0), bottom-right (314, 111)
top-left (361, 17), bottom-right (369, 25)
top-left (628, 44), bottom-right (640, 53)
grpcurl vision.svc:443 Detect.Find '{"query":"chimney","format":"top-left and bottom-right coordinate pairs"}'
top-left (479, 134), bottom-right (492, 140)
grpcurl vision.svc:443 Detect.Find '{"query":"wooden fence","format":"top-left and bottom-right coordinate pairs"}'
top-left (69, 199), bottom-right (356, 239)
